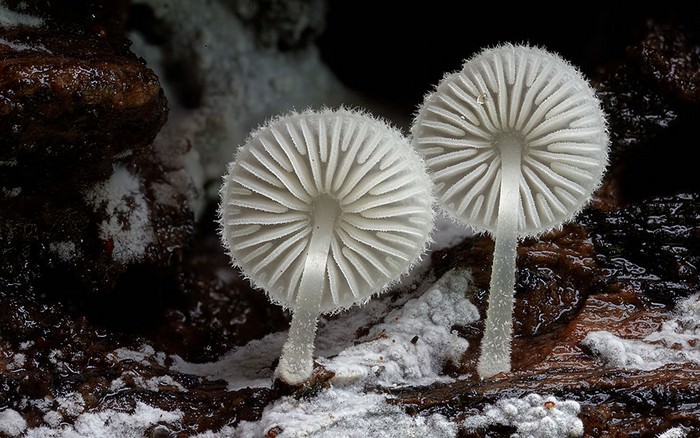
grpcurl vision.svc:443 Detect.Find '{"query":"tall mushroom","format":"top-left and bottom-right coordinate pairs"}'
top-left (411, 44), bottom-right (609, 378)
top-left (219, 108), bottom-right (434, 385)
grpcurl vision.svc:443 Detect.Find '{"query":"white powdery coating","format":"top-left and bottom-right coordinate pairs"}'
top-left (233, 386), bottom-right (456, 438)
top-left (56, 392), bottom-right (85, 418)
top-left (48, 349), bottom-right (63, 365)
top-left (48, 241), bottom-right (79, 262)
top-left (111, 344), bottom-right (167, 367)
top-left (321, 268), bottom-right (478, 386)
top-left (462, 394), bottom-right (583, 438)
top-left (131, 374), bottom-right (187, 393)
top-left (22, 402), bottom-right (182, 438)
top-left (171, 332), bottom-right (285, 390)
top-left (0, 5), bottom-right (43, 28)
top-left (84, 165), bottom-right (154, 263)
top-left (657, 427), bottom-right (688, 438)
top-left (0, 409), bottom-right (27, 437)
top-left (646, 292), bottom-right (700, 347)
top-left (171, 269), bottom-right (474, 391)
top-left (0, 37), bottom-right (51, 53)
top-left (170, 266), bottom-right (433, 391)
top-left (107, 372), bottom-right (185, 393)
top-left (7, 353), bottom-right (26, 370)
top-left (43, 411), bottom-right (63, 428)
top-left (1, 186), bottom-right (22, 197)
top-left (581, 293), bottom-right (700, 370)
top-left (28, 396), bottom-right (53, 413)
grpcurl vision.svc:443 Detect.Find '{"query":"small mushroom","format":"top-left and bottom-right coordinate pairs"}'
top-left (219, 108), bottom-right (434, 385)
top-left (411, 44), bottom-right (609, 378)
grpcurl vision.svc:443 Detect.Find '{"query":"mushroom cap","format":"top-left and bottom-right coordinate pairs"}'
top-left (219, 108), bottom-right (434, 314)
top-left (411, 43), bottom-right (609, 237)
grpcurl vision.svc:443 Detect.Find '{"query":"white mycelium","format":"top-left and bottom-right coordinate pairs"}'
top-left (219, 108), bottom-right (434, 384)
top-left (412, 44), bottom-right (609, 378)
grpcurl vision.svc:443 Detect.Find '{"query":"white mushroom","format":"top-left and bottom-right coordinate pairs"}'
top-left (411, 44), bottom-right (609, 378)
top-left (219, 108), bottom-right (434, 385)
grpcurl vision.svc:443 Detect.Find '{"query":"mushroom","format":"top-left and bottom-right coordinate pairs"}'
top-left (219, 108), bottom-right (435, 385)
top-left (411, 44), bottom-right (609, 378)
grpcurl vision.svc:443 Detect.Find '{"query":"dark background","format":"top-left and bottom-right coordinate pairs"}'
top-left (316, 2), bottom-right (700, 201)
top-left (317, 2), bottom-right (697, 116)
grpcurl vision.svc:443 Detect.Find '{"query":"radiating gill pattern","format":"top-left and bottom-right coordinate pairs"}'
top-left (412, 44), bottom-right (609, 236)
top-left (220, 109), bottom-right (434, 313)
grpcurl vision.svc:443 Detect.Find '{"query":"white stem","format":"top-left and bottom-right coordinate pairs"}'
top-left (276, 197), bottom-right (336, 385)
top-left (476, 138), bottom-right (522, 379)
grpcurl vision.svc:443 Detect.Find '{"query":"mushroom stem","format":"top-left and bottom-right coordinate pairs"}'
top-left (476, 138), bottom-right (522, 378)
top-left (275, 196), bottom-right (337, 385)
